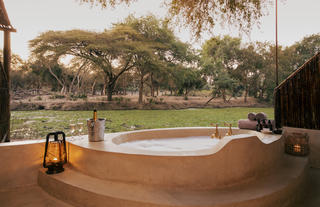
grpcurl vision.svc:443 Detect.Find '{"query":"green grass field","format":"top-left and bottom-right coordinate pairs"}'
top-left (11, 108), bottom-right (274, 140)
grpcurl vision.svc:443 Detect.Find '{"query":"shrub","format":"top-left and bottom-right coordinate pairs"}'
top-left (113, 97), bottom-right (124, 104)
top-left (71, 94), bottom-right (87, 99)
top-left (49, 94), bottom-right (66, 99)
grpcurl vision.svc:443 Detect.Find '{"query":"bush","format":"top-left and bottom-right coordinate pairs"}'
top-left (49, 94), bottom-right (66, 99)
top-left (146, 97), bottom-right (164, 104)
top-left (113, 97), bottom-right (124, 104)
top-left (147, 98), bottom-right (154, 104)
top-left (71, 94), bottom-right (87, 99)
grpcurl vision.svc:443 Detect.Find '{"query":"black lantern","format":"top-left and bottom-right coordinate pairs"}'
top-left (43, 131), bottom-right (67, 174)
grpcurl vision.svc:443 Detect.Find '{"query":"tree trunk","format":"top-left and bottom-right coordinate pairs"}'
top-left (259, 88), bottom-right (264, 100)
top-left (205, 96), bottom-right (216, 106)
top-left (0, 31), bottom-right (11, 142)
top-left (106, 83), bottom-right (114, 101)
top-left (244, 84), bottom-right (248, 103)
top-left (222, 90), bottom-right (227, 103)
top-left (138, 75), bottom-right (144, 104)
top-left (184, 88), bottom-right (189, 99)
top-left (47, 66), bottom-right (66, 94)
top-left (150, 73), bottom-right (155, 97)
top-left (91, 79), bottom-right (96, 95)
top-left (102, 82), bottom-right (107, 96)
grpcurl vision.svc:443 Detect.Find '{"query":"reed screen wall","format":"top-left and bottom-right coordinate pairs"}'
top-left (274, 52), bottom-right (320, 130)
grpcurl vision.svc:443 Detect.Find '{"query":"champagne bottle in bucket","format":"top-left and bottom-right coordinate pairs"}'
top-left (93, 109), bottom-right (97, 121)
top-left (87, 109), bottom-right (105, 142)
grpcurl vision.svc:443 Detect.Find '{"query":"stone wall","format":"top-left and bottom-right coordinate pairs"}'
top-left (0, 141), bottom-right (44, 191)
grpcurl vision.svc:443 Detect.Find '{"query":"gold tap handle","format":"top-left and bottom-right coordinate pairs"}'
top-left (224, 123), bottom-right (233, 136)
top-left (210, 123), bottom-right (220, 139)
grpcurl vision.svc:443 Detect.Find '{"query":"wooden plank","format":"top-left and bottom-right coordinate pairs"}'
top-left (272, 53), bottom-right (319, 130)
top-left (274, 90), bottom-right (281, 129)
top-left (0, 31), bottom-right (11, 142)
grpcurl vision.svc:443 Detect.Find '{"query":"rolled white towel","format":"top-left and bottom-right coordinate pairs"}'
top-left (238, 119), bottom-right (258, 130)
top-left (247, 112), bottom-right (256, 121)
top-left (256, 112), bottom-right (267, 120)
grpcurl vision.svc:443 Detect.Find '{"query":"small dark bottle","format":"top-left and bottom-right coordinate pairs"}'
top-left (260, 121), bottom-right (264, 131)
top-left (256, 119), bottom-right (262, 132)
top-left (268, 120), bottom-right (273, 131)
top-left (262, 119), bottom-right (267, 128)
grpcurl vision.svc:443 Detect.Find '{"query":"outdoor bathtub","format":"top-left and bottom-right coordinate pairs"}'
top-left (68, 127), bottom-right (282, 190)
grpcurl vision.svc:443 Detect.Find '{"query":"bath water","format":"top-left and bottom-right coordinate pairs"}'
top-left (119, 136), bottom-right (220, 151)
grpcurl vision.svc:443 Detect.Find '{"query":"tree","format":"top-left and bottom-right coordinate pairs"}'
top-left (212, 69), bottom-right (241, 103)
top-left (0, 51), bottom-right (27, 91)
top-left (30, 27), bottom-right (141, 101)
top-left (78, 0), bottom-right (270, 37)
top-left (248, 42), bottom-right (285, 102)
top-left (291, 33), bottom-right (320, 68)
top-left (173, 67), bottom-right (205, 99)
top-left (234, 44), bottom-right (264, 103)
top-left (201, 36), bottom-right (242, 103)
top-left (119, 15), bottom-right (196, 103)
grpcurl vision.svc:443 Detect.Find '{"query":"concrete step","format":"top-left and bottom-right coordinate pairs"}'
top-left (38, 155), bottom-right (308, 207)
top-left (0, 186), bottom-right (73, 207)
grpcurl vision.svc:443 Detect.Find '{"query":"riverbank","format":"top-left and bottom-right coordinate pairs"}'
top-left (11, 94), bottom-right (270, 111)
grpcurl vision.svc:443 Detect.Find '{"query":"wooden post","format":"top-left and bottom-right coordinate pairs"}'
top-left (0, 30), bottom-right (11, 142)
top-left (275, 0), bottom-right (279, 86)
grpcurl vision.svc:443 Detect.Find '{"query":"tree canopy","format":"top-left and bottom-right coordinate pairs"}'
top-left (117, 15), bottom-right (197, 102)
top-left (77, 0), bottom-right (270, 36)
top-left (29, 27), bottom-right (143, 100)
top-left (29, 15), bottom-right (200, 102)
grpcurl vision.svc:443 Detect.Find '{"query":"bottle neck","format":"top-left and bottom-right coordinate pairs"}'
top-left (93, 110), bottom-right (97, 121)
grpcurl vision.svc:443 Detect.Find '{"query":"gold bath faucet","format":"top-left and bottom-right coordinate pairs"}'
top-left (224, 123), bottom-right (233, 136)
top-left (210, 123), bottom-right (221, 139)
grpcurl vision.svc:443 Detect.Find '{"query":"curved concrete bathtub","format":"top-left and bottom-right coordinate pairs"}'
top-left (68, 127), bottom-right (283, 190)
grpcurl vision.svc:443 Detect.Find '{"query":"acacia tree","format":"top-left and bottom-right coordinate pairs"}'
top-left (123, 15), bottom-right (167, 103)
top-left (119, 15), bottom-right (196, 104)
top-left (30, 27), bottom-right (142, 101)
top-left (78, 0), bottom-right (270, 37)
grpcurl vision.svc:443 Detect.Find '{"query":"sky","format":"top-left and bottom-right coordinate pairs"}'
top-left (1, 0), bottom-right (319, 60)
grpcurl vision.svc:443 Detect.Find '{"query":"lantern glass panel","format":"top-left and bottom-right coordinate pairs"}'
top-left (45, 141), bottom-right (63, 164)
top-left (293, 144), bottom-right (302, 153)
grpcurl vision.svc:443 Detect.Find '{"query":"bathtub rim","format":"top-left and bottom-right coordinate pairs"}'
top-left (68, 127), bottom-right (282, 156)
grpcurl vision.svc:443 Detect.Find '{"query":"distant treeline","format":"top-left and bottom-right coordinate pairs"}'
top-left (6, 15), bottom-right (320, 103)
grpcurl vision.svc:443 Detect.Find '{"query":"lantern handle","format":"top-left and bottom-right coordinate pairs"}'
top-left (55, 131), bottom-right (66, 141)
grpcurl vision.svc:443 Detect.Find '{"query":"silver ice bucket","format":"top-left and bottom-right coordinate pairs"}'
top-left (87, 118), bottom-right (105, 142)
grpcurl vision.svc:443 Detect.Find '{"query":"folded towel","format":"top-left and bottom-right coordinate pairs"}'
top-left (256, 112), bottom-right (267, 120)
top-left (238, 119), bottom-right (257, 130)
top-left (247, 112), bottom-right (256, 121)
